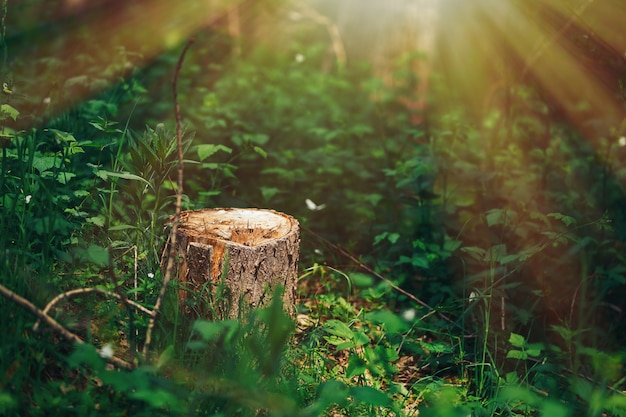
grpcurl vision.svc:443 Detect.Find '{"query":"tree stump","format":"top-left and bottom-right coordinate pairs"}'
top-left (166, 208), bottom-right (300, 319)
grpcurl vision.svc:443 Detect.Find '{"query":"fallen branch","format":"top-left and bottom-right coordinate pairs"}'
top-left (0, 283), bottom-right (132, 370)
top-left (32, 287), bottom-right (154, 332)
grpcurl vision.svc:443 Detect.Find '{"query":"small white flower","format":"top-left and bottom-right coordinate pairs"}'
top-left (148, 272), bottom-right (155, 279)
top-left (24, 195), bottom-right (32, 204)
top-left (98, 343), bottom-right (114, 359)
top-left (42, 97), bottom-right (51, 105)
top-left (401, 308), bottom-right (416, 321)
top-left (295, 54), bottom-right (305, 63)
top-left (618, 136), bottom-right (626, 147)
top-left (305, 198), bottom-right (326, 211)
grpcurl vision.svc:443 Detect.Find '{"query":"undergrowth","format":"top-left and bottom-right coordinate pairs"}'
top-left (1, 2), bottom-right (626, 417)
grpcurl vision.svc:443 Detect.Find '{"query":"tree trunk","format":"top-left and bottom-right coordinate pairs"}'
top-left (166, 208), bottom-right (300, 319)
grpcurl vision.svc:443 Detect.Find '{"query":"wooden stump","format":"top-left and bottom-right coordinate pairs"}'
top-left (166, 208), bottom-right (300, 319)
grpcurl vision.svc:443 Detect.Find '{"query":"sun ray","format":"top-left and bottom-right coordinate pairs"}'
top-left (4, 0), bottom-right (237, 126)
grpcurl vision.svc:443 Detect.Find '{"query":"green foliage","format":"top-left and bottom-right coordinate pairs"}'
top-left (2, 2), bottom-right (626, 416)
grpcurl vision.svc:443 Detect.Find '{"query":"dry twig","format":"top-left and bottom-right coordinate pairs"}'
top-left (32, 287), bottom-right (154, 332)
top-left (142, 38), bottom-right (195, 358)
top-left (0, 283), bottom-right (132, 369)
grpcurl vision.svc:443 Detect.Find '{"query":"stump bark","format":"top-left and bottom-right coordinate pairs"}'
top-left (166, 208), bottom-right (300, 319)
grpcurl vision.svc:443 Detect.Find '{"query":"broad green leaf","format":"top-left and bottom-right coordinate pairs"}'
top-left (364, 193), bottom-right (383, 206)
top-left (506, 349), bottom-right (528, 360)
top-left (56, 171), bottom-right (76, 184)
top-left (366, 309), bottom-right (408, 335)
top-left (346, 356), bottom-right (367, 378)
top-left (505, 371), bottom-right (519, 384)
top-left (387, 233), bottom-right (400, 244)
top-left (484, 244), bottom-right (507, 262)
top-left (352, 331), bottom-right (369, 347)
top-left (192, 320), bottom-right (225, 342)
top-left (260, 186), bottom-right (280, 202)
top-left (509, 332), bottom-right (526, 348)
top-left (86, 244), bottom-right (109, 266)
top-left (31, 156), bottom-right (59, 173)
top-left (443, 239), bottom-right (462, 252)
top-left (419, 341), bottom-right (453, 354)
top-left (349, 272), bottom-right (374, 288)
top-left (50, 129), bottom-right (77, 143)
top-left (323, 320), bottom-right (354, 339)
top-left (130, 388), bottom-right (182, 409)
top-left (317, 380), bottom-right (349, 405)
top-left (547, 212), bottom-right (577, 226)
top-left (485, 208), bottom-right (506, 227)
top-left (196, 144), bottom-right (232, 161)
top-left (87, 215), bottom-right (106, 227)
top-left (0, 103), bottom-right (19, 121)
top-left (349, 386), bottom-right (392, 407)
top-left (461, 246), bottom-right (486, 261)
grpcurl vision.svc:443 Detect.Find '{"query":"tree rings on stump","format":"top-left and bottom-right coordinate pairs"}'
top-left (165, 208), bottom-right (300, 319)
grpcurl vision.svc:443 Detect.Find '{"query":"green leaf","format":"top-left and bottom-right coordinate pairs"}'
top-left (0, 103), bottom-right (19, 121)
top-left (196, 144), bottom-right (232, 161)
top-left (387, 233), bottom-right (400, 244)
top-left (56, 171), bottom-right (76, 184)
top-left (506, 349), bottom-right (528, 360)
top-left (366, 310), bottom-right (408, 335)
top-left (130, 388), bottom-right (183, 409)
top-left (346, 356), bottom-right (367, 378)
top-left (349, 386), bottom-right (392, 407)
top-left (352, 331), bottom-right (369, 347)
top-left (547, 212), bottom-right (577, 227)
top-left (505, 371), bottom-right (519, 384)
top-left (485, 208), bottom-right (506, 227)
top-left (349, 272), bottom-right (374, 288)
top-left (32, 156), bottom-right (59, 173)
top-left (86, 244), bottom-right (109, 266)
top-left (323, 320), bottom-right (354, 339)
top-left (260, 186), bottom-right (280, 202)
top-left (317, 380), bottom-right (349, 405)
top-left (253, 145), bottom-right (267, 159)
top-left (460, 246), bottom-right (486, 261)
top-left (509, 332), bottom-right (526, 348)
top-left (192, 320), bottom-right (225, 342)
top-left (443, 239), bottom-right (462, 252)
top-left (87, 215), bottom-right (106, 227)
top-left (484, 244), bottom-right (507, 262)
top-left (95, 169), bottom-right (151, 186)
top-left (157, 345), bottom-right (174, 369)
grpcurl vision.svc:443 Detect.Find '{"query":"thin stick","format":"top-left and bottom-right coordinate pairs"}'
top-left (0, 283), bottom-right (132, 369)
top-left (32, 287), bottom-right (154, 331)
top-left (142, 38), bottom-right (195, 358)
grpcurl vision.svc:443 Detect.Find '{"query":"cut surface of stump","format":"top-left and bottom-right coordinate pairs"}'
top-left (167, 208), bottom-right (300, 319)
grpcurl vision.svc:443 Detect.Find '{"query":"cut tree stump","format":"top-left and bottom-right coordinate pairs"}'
top-left (165, 208), bottom-right (300, 319)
